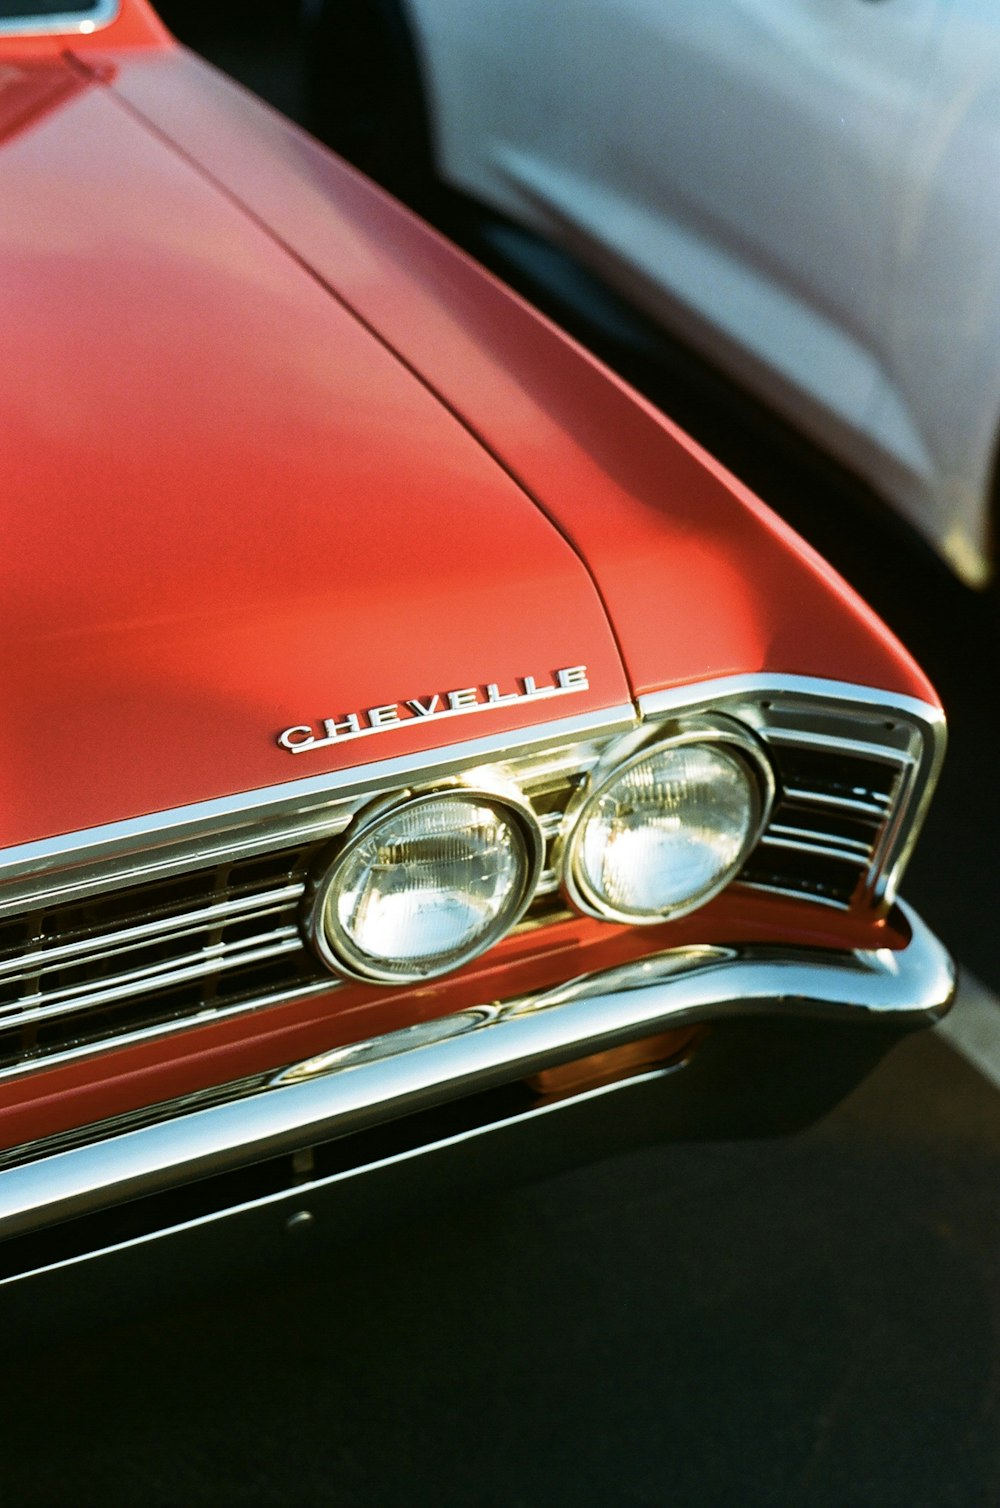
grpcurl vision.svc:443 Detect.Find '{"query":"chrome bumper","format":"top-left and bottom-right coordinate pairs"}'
top-left (0, 901), bottom-right (953, 1312)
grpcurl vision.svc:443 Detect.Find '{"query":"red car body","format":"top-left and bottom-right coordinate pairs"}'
top-left (0, 1), bottom-right (952, 1308)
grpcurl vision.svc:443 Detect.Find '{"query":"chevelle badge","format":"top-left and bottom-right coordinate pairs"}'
top-left (278, 665), bottom-right (591, 753)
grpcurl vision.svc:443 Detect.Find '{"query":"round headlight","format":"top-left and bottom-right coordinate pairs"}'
top-left (310, 789), bottom-right (541, 983)
top-left (565, 732), bottom-right (769, 924)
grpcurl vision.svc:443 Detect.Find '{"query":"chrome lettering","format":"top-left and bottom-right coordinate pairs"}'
top-left (406, 695), bottom-right (440, 717)
top-left (277, 725), bottom-right (316, 752)
top-left (323, 713), bottom-right (361, 739)
top-left (278, 665), bottom-right (589, 753)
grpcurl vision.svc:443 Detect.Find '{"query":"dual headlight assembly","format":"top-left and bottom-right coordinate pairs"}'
top-left (308, 721), bottom-right (773, 985)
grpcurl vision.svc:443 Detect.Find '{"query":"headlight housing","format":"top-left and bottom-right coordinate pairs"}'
top-left (310, 788), bottom-right (542, 983)
top-left (563, 725), bottom-right (772, 925)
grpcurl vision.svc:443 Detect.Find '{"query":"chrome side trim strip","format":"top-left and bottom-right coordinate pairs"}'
top-left (0, 704), bottom-right (636, 903)
top-left (0, 902), bottom-right (953, 1241)
top-left (0, 0), bottom-right (118, 35)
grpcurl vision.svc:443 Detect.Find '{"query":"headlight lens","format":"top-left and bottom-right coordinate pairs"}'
top-left (567, 737), bottom-right (766, 923)
top-left (313, 791), bottom-right (539, 982)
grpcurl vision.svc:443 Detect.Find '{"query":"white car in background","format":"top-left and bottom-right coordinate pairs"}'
top-left (307, 0), bottom-right (1000, 588)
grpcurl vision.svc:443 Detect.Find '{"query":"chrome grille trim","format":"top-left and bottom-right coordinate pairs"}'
top-left (0, 810), bottom-right (356, 925)
top-left (0, 884), bottom-right (305, 982)
top-left (760, 832), bottom-right (875, 861)
top-left (0, 678), bottom-right (942, 1080)
top-left (0, 710), bottom-right (635, 1080)
top-left (641, 674), bottom-right (944, 911)
top-left (762, 727), bottom-right (915, 760)
top-left (781, 787), bottom-right (890, 818)
top-left (7, 931), bottom-right (305, 1029)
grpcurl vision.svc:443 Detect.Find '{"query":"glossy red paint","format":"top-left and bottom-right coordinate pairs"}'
top-left (0, 55), bottom-right (89, 145)
top-left (102, 50), bottom-right (938, 711)
top-left (0, 888), bottom-right (906, 1153)
top-left (1, 70), bottom-right (627, 849)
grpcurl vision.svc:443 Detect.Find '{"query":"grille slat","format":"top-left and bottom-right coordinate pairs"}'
top-left (0, 835), bottom-right (334, 1072)
top-left (738, 718), bottom-right (914, 909)
top-left (5, 931), bottom-right (306, 1029)
top-left (782, 785), bottom-right (890, 818)
top-left (763, 826), bottom-right (876, 858)
top-left (763, 728), bottom-right (912, 764)
top-left (0, 884), bottom-right (305, 981)
top-left (759, 833), bottom-right (876, 865)
top-left (0, 740), bottom-right (608, 1077)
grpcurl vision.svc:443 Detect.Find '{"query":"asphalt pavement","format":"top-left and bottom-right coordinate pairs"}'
top-left (5, 1013), bottom-right (999, 1508)
top-left (10, 10), bottom-right (999, 1506)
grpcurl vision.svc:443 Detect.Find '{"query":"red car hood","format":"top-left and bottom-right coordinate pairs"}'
top-left (1, 61), bottom-right (629, 848)
top-left (103, 50), bottom-right (939, 714)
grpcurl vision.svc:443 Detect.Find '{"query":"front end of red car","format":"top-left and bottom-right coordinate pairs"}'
top-left (0, 0), bottom-right (953, 1315)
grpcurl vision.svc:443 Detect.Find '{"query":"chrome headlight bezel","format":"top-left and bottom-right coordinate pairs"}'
top-left (559, 719), bottom-right (775, 926)
top-left (306, 783), bottom-right (544, 985)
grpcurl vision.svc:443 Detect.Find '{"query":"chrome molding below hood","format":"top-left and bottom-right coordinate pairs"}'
top-left (0, 901), bottom-right (954, 1244)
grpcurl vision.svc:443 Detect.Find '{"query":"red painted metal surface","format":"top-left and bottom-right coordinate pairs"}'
top-left (0, 69), bottom-right (628, 849)
top-left (102, 49), bottom-right (939, 711)
top-left (0, 55), bottom-right (89, 144)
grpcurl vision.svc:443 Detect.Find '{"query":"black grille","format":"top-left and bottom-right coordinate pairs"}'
top-left (0, 844), bottom-right (329, 1073)
top-left (739, 735), bottom-right (904, 908)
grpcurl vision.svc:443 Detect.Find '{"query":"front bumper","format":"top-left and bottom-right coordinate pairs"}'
top-left (0, 901), bottom-right (953, 1322)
